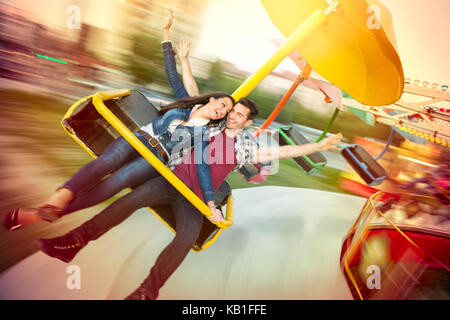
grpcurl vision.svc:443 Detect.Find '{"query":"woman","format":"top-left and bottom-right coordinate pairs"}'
top-left (3, 19), bottom-right (233, 231)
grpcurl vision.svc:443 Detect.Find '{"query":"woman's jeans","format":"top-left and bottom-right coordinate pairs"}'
top-left (69, 175), bottom-right (205, 298)
top-left (61, 132), bottom-right (164, 215)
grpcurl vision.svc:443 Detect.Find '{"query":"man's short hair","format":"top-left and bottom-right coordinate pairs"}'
top-left (236, 97), bottom-right (259, 120)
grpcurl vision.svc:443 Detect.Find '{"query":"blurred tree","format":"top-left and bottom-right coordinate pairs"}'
top-left (199, 58), bottom-right (279, 115)
top-left (124, 32), bottom-right (165, 85)
top-left (196, 58), bottom-right (394, 143)
top-left (197, 59), bottom-right (227, 92)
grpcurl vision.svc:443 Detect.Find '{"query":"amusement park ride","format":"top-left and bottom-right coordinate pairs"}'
top-left (61, 0), bottom-right (449, 299)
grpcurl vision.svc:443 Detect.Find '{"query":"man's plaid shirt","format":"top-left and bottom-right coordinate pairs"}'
top-left (166, 119), bottom-right (259, 171)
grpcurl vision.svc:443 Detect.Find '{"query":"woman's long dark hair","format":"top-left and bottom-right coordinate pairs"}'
top-left (160, 92), bottom-right (235, 117)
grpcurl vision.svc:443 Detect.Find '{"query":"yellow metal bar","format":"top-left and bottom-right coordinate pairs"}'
top-left (344, 258), bottom-right (364, 300)
top-left (91, 92), bottom-right (233, 229)
top-left (225, 194), bottom-right (234, 223)
top-left (62, 98), bottom-right (183, 243)
top-left (231, 8), bottom-right (327, 100)
top-left (342, 191), bottom-right (382, 300)
top-left (98, 89), bottom-right (131, 101)
top-left (61, 94), bottom-right (98, 159)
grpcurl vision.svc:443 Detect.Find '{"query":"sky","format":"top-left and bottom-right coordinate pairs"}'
top-left (7, 0), bottom-right (449, 87)
top-left (194, 0), bottom-right (450, 87)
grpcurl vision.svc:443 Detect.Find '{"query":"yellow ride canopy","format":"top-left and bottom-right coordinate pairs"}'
top-left (260, 0), bottom-right (404, 106)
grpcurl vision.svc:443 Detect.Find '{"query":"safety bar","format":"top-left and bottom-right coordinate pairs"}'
top-left (92, 89), bottom-right (233, 229)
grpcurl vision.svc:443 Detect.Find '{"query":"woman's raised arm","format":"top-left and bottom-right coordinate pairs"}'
top-left (162, 10), bottom-right (190, 99)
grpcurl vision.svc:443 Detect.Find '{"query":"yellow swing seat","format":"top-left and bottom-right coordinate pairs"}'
top-left (61, 89), bottom-right (234, 252)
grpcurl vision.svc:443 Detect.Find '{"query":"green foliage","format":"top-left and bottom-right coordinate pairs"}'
top-left (124, 33), bottom-right (165, 85)
top-left (277, 102), bottom-right (392, 142)
top-left (197, 59), bottom-right (392, 142)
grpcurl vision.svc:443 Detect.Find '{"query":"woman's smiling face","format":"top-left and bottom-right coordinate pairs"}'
top-left (208, 97), bottom-right (234, 120)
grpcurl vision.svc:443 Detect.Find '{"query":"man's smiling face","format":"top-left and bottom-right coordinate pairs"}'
top-left (226, 103), bottom-right (252, 130)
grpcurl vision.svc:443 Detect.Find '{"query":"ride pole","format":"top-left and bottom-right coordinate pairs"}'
top-left (254, 64), bottom-right (312, 137)
top-left (315, 107), bottom-right (340, 142)
top-left (231, 1), bottom-right (339, 101)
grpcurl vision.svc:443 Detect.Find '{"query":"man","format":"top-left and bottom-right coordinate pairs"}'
top-left (35, 96), bottom-right (342, 299)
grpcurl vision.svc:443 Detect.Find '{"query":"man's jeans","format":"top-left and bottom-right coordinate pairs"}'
top-left (61, 132), bottom-right (163, 215)
top-left (70, 175), bottom-right (205, 298)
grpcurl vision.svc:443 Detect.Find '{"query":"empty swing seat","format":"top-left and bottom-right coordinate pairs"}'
top-left (277, 126), bottom-right (327, 175)
top-left (238, 163), bottom-right (262, 182)
top-left (238, 160), bottom-right (274, 184)
top-left (341, 144), bottom-right (387, 186)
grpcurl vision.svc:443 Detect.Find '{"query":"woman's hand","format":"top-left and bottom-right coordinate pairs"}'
top-left (207, 208), bottom-right (224, 223)
top-left (176, 40), bottom-right (191, 60)
top-left (163, 9), bottom-right (174, 41)
top-left (207, 202), bottom-right (224, 223)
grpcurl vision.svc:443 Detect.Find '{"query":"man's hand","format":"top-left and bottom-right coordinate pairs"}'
top-left (176, 40), bottom-right (191, 60)
top-left (317, 133), bottom-right (343, 152)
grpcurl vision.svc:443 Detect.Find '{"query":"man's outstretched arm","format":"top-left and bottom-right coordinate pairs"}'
top-left (253, 133), bottom-right (343, 163)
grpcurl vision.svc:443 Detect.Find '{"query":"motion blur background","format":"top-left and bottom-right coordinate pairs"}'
top-left (0, 0), bottom-right (448, 276)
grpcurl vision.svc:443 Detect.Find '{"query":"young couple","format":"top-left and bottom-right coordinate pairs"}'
top-left (3, 11), bottom-right (342, 300)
